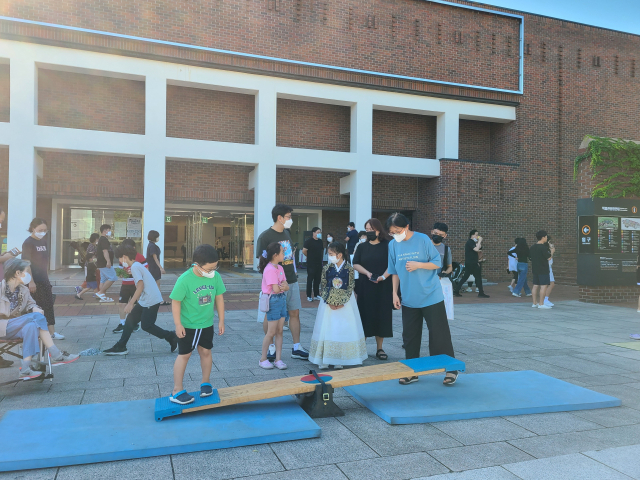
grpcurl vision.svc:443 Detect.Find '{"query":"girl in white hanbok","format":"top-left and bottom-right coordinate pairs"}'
top-left (308, 242), bottom-right (367, 369)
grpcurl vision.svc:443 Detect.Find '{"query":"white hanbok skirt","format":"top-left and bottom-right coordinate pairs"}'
top-left (308, 295), bottom-right (368, 366)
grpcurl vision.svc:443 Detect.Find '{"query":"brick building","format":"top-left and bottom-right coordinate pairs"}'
top-left (0, 0), bottom-right (638, 296)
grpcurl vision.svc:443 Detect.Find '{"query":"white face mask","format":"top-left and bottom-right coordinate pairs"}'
top-left (282, 218), bottom-right (293, 229)
top-left (106, 231), bottom-right (112, 237)
top-left (20, 272), bottom-right (31, 285)
top-left (34, 231), bottom-right (46, 239)
top-left (327, 237), bottom-right (333, 243)
top-left (393, 229), bottom-right (407, 243)
top-left (121, 261), bottom-right (129, 268)
top-left (316, 233), bottom-right (322, 239)
top-left (197, 265), bottom-right (216, 279)
top-left (359, 238), bottom-right (366, 243)
top-left (328, 255), bottom-right (339, 264)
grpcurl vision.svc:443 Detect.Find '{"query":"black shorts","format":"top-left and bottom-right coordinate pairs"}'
top-left (178, 326), bottom-right (214, 355)
top-left (119, 284), bottom-right (137, 303)
top-left (532, 274), bottom-right (550, 286)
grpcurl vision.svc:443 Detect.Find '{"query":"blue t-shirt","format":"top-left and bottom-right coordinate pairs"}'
top-left (346, 229), bottom-right (359, 253)
top-left (387, 231), bottom-right (444, 309)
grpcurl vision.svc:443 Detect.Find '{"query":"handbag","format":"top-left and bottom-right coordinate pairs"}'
top-left (259, 291), bottom-right (271, 312)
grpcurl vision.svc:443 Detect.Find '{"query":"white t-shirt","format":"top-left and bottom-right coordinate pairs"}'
top-left (130, 262), bottom-right (163, 307)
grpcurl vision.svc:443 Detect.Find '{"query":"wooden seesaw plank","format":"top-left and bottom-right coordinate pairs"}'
top-left (180, 355), bottom-right (465, 415)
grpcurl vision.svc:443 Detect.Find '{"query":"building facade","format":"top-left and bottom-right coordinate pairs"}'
top-left (0, 0), bottom-right (638, 292)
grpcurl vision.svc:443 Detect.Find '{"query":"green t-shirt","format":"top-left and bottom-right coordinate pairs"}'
top-left (169, 269), bottom-right (227, 329)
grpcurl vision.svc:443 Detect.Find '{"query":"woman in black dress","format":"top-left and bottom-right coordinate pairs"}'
top-left (352, 218), bottom-right (394, 360)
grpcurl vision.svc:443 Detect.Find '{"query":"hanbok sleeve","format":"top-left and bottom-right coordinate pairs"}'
top-left (320, 264), bottom-right (330, 303)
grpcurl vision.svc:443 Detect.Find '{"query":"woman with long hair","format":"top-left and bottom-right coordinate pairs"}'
top-left (352, 218), bottom-right (394, 360)
top-left (512, 237), bottom-right (532, 297)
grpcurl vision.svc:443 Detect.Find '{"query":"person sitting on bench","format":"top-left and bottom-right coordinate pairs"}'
top-left (0, 259), bottom-right (78, 378)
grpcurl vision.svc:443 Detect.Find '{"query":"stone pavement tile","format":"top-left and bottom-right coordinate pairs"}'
top-left (234, 464), bottom-right (348, 480)
top-left (533, 335), bottom-right (603, 348)
top-left (224, 376), bottom-right (272, 387)
top-left (154, 354), bottom-right (218, 375)
top-left (462, 361), bottom-right (513, 374)
top-left (573, 353), bottom-right (640, 372)
top-left (563, 374), bottom-right (640, 387)
top-left (413, 466), bottom-right (522, 480)
top-left (336, 409), bottom-right (461, 456)
top-left (508, 423), bottom-right (640, 458)
top-left (0, 468), bottom-right (58, 479)
top-left (503, 453), bottom-right (633, 480)
top-left (125, 374), bottom-right (174, 387)
top-left (49, 378), bottom-right (124, 392)
top-left (57, 456), bottom-right (173, 480)
top-left (503, 412), bottom-right (603, 435)
top-left (487, 358), bottom-right (584, 379)
top-left (468, 338), bottom-right (549, 353)
top-left (0, 390), bottom-right (84, 414)
top-left (81, 384), bottom-right (160, 404)
top-left (212, 351), bottom-right (263, 370)
top-left (65, 316), bottom-right (110, 327)
top-left (607, 350), bottom-right (640, 361)
top-left (172, 444), bottom-right (284, 480)
top-left (90, 357), bottom-right (157, 380)
top-left (428, 442), bottom-right (534, 472)
top-left (571, 406), bottom-right (640, 427)
top-left (431, 417), bottom-right (536, 446)
top-left (587, 384), bottom-right (640, 410)
top-left (516, 336), bottom-right (585, 351)
top-left (531, 355), bottom-right (632, 376)
top-left (584, 444), bottom-right (640, 479)
top-left (337, 452), bottom-right (448, 480)
top-left (46, 361), bottom-right (94, 383)
top-left (271, 417), bottom-right (378, 469)
top-left (334, 396), bottom-right (363, 410)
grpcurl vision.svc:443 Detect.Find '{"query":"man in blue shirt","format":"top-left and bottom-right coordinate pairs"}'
top-left (386, 213), bottom-right (458, 386)
top-left (345, 222), bottom-right (359, 256)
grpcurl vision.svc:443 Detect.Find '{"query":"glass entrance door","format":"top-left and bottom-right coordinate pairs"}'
top-left (229, 214), bottom-right (254, 268)
top-left (185, 212), bottom-right (202, 264)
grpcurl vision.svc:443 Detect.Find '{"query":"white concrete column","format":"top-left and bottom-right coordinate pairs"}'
top-left (249, 162), bottom-right (277, 269)
top-left (7, 58), bottom-right (37, 251)
top-left (340, 169), bottom-right (373, 230)
top-left (436, 112), bottom-right (460, 159)
top-left (255, 88), bottom-right (277, 147)
top-left (143, 75), bottom-right (167, 263)
top-left (351, 100), bottom-right (373, 154)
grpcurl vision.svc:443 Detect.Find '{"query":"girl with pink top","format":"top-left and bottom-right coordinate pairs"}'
top-left (258, 242), bottom-right (289, 370)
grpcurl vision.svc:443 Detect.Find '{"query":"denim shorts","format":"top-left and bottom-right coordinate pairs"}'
top-left (100, 266), bottom-right (117, 283)
top-left (266, 293), bottom-right (287, 321)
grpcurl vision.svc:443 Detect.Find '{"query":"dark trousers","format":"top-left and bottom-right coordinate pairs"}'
top-left (306, 263), bottom-right (322, 298)
top-left (402, 301), bottom-right (456, 368)
top-left (455, 262), bottom-right (484, 294)
top-left (116, 303), bottom-right (174, 347)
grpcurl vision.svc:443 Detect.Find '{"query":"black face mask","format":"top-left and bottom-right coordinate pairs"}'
top-left (366, 231), bottom-right (378, 241)
top-left (432, 234), bottom-right (444, 244)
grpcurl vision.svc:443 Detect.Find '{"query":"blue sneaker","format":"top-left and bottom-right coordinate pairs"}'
top-left (291, 346), bottom-right (309, 360)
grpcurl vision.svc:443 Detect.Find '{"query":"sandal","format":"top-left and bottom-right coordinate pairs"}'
top-left (443, 371), bottom-right (458, 386)
top-left (170, 390), bottom-right (195, 405)
top-left (399, 376), bottom-right (419, 385)
top-left (376, 349), bottom-right (388, 360)
top-left (200, 383), bottom-right (213, 397)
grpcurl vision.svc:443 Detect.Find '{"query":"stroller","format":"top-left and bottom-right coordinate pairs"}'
top-left (450, 261), bottom-right (464, 289)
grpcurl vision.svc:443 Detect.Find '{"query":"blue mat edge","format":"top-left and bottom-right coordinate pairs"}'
top-left (0, 427), bottom-right (321, 472)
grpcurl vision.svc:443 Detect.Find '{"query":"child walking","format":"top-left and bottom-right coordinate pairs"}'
top-left (75, 253), bottom-right (98, 300)
top-left (258, 242), bottom-right (288, 370)
top-left (170, 245), bottom-right (226, 405)
top-left (309, 242), bottom-right (367, 369)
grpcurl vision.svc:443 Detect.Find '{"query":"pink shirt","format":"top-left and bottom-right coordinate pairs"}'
top-left (262, 263), bottom-right (285, 294)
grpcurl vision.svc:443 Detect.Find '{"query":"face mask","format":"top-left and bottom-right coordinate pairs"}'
top-left (366, 231), bottom-right (377, 241)
top-left (197, 265), bottom-right (216, 279)
top-left (393, 229), bottom-right (407, 243)
top-left (327, 237), bottom-right (333, 243)
top-left (359, 238), bottom-right (366, 243)
top-left (121, 261), bottom-right (129, 268)
top-left (34, 232), bottom-right (46, 239)
top-left (432, 234), bottom-right (444, 244)
top-left (316, 233), bottom-right (322, 239)
top-left (20, 272), bottom-right (31, 285)
top-left (328, 255), bottom-right (339, 264)
top-left (283, 219), bottom-right (293, 229)
top-left (106, 231), bottom-right (112, 237)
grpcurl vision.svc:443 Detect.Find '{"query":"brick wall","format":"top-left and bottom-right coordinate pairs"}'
top-left (372, 110), bottom-right (436, 159)
top-left (37, 151), bottom-right (144, 198)
top-left (276, 168), bottom-right (349, 208)
top-left (579, 286), bottom-right (639, 304)
top-left (0, 63), bottom-right (8, 123)
top-left (372, 174), bottom-right (418, 210)
top-left (166, 85), bottom-right (255, 144)
top-left (38, 69), bottom-right (145, 134)
top-left (459, 120), bottom-right (517, 162)
top-left (165, 161), bottom-right (254, 204)
top-left (322, 210), bottom-right (351, 242)
top-left (277, 99), bottom-right (351, 152)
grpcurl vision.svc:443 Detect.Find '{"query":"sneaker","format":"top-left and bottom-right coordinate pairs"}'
top-left (291, 347), bottom-right (309, 360)
top-left (134, 323), bottom-right (142, 332)
top-left (258, 359), bottom-right (274, 369)
top-left (538, 304), bottom-right (552, 309)
top-left (475, 288), bottom-right (480, 293)
top-left (112, 324), bottom-right (124, 334)
top-left (315, 296), bottom-right (322, 301)
top-left (0, 356), bottom-right (13, 368)
top-left (525, 293), bottom-right (533, 297)
top-left (630, 334), bottom-right (640, 340)
top-left (19, 367), bottom-right (38, 378)
top-left (532, 304), bottom-right (539, 308)
top-left (544, 300), bottom-right (555, 307)
top-left (51, 332), bottom-right (65, 340)
top-left (99, 297), bottom-right (114, 303)
top-left (274, 360), bottom-right (288, 370)
top-left (333, 364), bottom-right (343, 370)
top-left (169, 335), bottom-right (179, 353)
top-left (267, 344), bottom-right (276, 361)
top-left (478, 293), bottom-right (490, 298)
top-left (103, 344), bottom-right (128, 356)
top-left (512, 292), bottom-right (521, 297)
top-left (283, 323), bottom-right (290, 331)
top-left (508, 285), bottom-right (513, 293)
top-left (319, 364), bottom-right (329, 369)
top-left (74, 295), bottom-right (83, 300)
top-left (50, 351), bottom-right (79, 364)
top-left (170, 390), bottom-right (194, 405)
top-left (307, 297), bottom-right (313, 302)
top-left (75, 286), bottom-right (82, 295)
top-left (465, 287), bottom-right (473, 292)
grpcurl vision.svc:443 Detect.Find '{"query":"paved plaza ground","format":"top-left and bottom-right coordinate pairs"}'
top-left (1, 297), bottom-right (640, 479)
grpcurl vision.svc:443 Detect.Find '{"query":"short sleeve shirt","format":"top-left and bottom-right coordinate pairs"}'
top-left (529, 243), bottom-right (551, 275)
top-left (464, 239), bottom-right (479, 264)
top-left (346, 230), bottom-right (359, 253)
top-left (433, 243), bottom-right (452, 276)
top-left (130, 262), bottom-right (163, 307)
top-left (303, 237), bottom-right (324, 265)
top-left (387, 232), bottom-right (444, 309)
top-left (170, 269), bottom-right (227, 329)
top-left (21, 236), bottom-right (49, 283)
top-left (262, 263), bottom-right (285, 294)
top-left (256, 228), bottom-right (297, 284)
top-left (96, 236), bottom-right (114, 268)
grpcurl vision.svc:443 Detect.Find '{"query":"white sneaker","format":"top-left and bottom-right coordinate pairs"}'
top-left (532, 304), bottom-right (539, 308)
top-left (307, 297), bottom-right (313, 302)
top-left (315, 296), bottom-right (322, 301)
top-left (319, 364), bottom-right (329, 369)
top-left (465, 287), bottom-right (472, 292)
top-left (283, 323), bottom-right (290, 331)
top-left (512, 292), bottom-right (521, 298)
top-left (475, 288), bottom-right (480, 293)
top-left (538, 304), bottom-right (552, 309)
top-left (51, 332), bottom-right (65, 340)
top-left (333, 365), bottom-right (343, 369)
top-left (525, 293), bottom-right (533, 297)
top-left (508, 285), bottom-right (513, 292)
top-left (544, 300), bottom-right (554, 307)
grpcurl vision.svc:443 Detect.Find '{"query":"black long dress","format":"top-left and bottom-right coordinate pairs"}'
top-left (353, 240), bottom-right (393, 338)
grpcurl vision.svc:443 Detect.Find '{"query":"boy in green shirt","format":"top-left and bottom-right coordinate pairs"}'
top-left (169, 244), bottom-right (226, 405)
